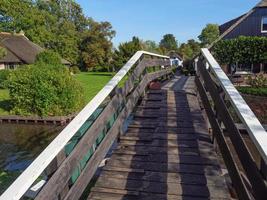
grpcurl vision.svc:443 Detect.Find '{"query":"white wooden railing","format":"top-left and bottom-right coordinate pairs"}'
top-left (201, 48), bottom-right (267, 164)
top-left (0, 51), bottom-right (170, 200)
top-left (196, 48), bottom-right (267, 200)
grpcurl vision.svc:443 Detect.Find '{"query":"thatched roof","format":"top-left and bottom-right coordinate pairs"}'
top-left (0, 32), bottom-right (70, 65)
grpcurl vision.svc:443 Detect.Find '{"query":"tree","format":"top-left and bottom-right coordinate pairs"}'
top-left (198, 24), bottom-right (220, 46)
top-left (112, 37), bottom-right (142, 71)
top-left (178, 39), bottom-right (201, 60)
top-left (0, 0), bottom-right (114, 66)
top-left (80, 18), bottom-right (115, 71)
top-left (159, 34), bottom-right (178, 53)
top-left (141, 40), bottom-right (162, 54)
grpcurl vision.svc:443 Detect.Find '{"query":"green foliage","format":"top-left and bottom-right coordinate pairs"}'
top-left (178, 39), bottom-right (201, 60)
top-left (247, 74), bottom-right (267, 87)
top-left (0, 69), bottom-right (11, 89)
top-left (0, 171), bottom-right (20, 194)
top-left (237, 87), bottom-right (267, 97)
top-left (8, 64), bottom-right (85, 116)
top-left (141, 40), bottom-right (163, 54)
top-left (0, 47), bottom-right (7, 59)
top-left (213, 36), bottom-right (267, 65)
top-left (198, 24), bottom-right (219, 46)
top-left (0, 0), bottom-right (115, 67)
top-left (159, 34), bottom-right (178, 53)
top-left (70, 66), bottom-right (81, 74)
top-left (36, 50), bottom-right (62, 65)
top-left (112, 37), bottom-right (142, 71)
top-left (80, 19), bottom-right (115, 70)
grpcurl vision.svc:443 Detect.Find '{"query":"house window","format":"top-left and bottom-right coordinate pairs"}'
top-left (262, 17), bottom-right (267, 32)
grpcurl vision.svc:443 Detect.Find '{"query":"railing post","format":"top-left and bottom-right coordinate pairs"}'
top-left (260, 158), bottom-right (267, 180)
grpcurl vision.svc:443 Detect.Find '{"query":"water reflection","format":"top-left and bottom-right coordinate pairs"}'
top-left (0, 123), bottom-right (63, 193)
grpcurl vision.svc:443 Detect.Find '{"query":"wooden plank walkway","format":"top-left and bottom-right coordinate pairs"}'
top-left (88, 76), bottom-right (231, 200)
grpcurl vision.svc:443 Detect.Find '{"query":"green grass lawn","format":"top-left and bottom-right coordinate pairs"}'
top-left (74, 72), bottom-right (114, 103)
top-left (0, 89), bottom-right (11, 115)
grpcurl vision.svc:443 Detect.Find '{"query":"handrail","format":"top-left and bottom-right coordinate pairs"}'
top-left (201, 48), bottom-right (267, 164)
top-left (0, 51), bottom-right (169, 200)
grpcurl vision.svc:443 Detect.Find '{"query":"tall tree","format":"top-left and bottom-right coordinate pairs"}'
top-left (178, 39), bottom-right (201, 59)
top-left (0, 0), bottom-right (114, 64)
top-left (159, 34), bottom-right (178, 53)
top-left (112, 37), bottom-right (142, 71)
top-left (142, 40), bottom-right (162, 54)
top-left (80, 18), bottom-right (115, 70)
top-left (198, 24), bottom-right (220, 46)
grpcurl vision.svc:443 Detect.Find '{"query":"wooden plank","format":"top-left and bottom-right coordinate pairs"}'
top-left (63, 72), bottom-right (160, 200)
top-left (99, 170), bottom-right (226, 186)
top-left (93, 177), bottom-right (229, 198)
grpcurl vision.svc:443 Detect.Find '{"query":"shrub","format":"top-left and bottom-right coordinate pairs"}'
top-left (35, 50), bottom-right (62, 65)
top-left (70, 66), bottom-right (80, 74)
top-left (0, 70), bottom-right (11, 89)
top-left (237, 87), bottom-right (267, 97)
top-left (0, 47), bottom-right (7, 59)
top-left (8, 64), bottom-right (85, 116)
top-left (213, 36), bottom-right (267, 65)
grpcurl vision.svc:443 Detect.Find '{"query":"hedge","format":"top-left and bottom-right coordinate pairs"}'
top-left (237, 87), bottom-right (267, 97)
top-left (213, 36), bottom-right (267, 65)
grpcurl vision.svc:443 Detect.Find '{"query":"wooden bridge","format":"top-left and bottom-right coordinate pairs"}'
top-left (1, 49), bottom-right (267, 200)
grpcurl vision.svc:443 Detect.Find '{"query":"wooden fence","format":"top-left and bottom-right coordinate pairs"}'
top-left (195, 48), bottom-right (267, 200)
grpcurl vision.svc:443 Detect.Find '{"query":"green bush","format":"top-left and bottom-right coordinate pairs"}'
top-left (0, 47), bottom-right (7, 59)
top-left (35, 50), bottom-right (62, 65)
top-left (0, 70), bottom-right (11, 89)
top-left (92, 66), bottom-right (112, 72)
top-left (70, 66), bottom-right (81, 74)
top-left (237, 87), bottom-right (267, 97)
top-left (213, 36), bottom-right (267, 65)
top-left (8, 64), bottom-right (85, 116)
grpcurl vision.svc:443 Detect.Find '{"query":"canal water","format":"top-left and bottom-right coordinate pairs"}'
top-left (0, 123), bottom-right (64, 194)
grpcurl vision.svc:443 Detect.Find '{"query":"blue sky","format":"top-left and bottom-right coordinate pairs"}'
top-left (76, 0), bottom-right (259, 46)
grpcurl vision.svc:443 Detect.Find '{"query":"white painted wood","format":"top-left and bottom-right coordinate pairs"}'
top-left (0, 51), bottom-right (169, 200)
top-left (201, 48), bottom-right (267, 164)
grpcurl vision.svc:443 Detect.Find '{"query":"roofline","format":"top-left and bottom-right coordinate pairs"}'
top-left (208, 7), bottom-right (256, 49)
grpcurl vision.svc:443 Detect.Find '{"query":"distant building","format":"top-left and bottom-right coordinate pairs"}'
top-left (219, 0), bottom-right (267, 39)
top-left (169, 52), bottom-right (183, 67)
top-left (0, 32), bottom-right (70, 70)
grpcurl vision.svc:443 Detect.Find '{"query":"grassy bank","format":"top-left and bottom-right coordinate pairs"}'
top-left (74, 72), bottom-right (114, 103)
top-left (0, 89), bottom-right (11, 115)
